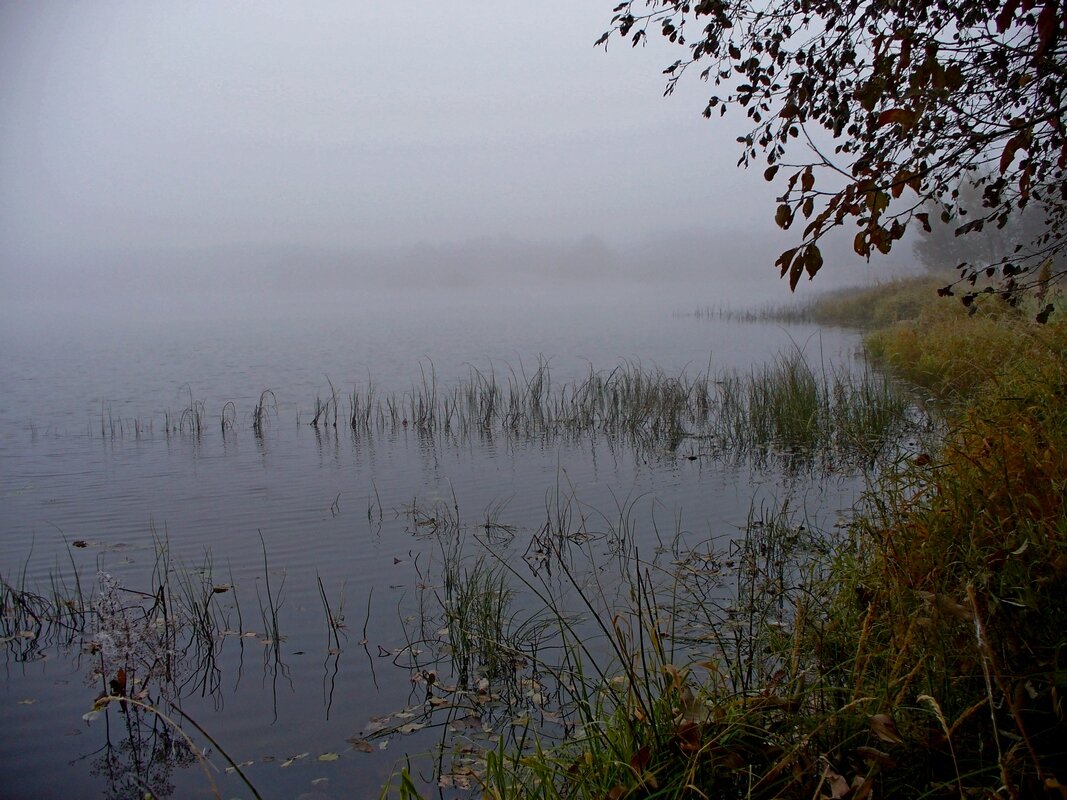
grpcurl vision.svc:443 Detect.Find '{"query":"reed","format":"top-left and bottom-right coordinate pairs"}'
top-left (178, 389), bottom-right (205, 436)
top-left (251, 389), bottom-right (276, 436)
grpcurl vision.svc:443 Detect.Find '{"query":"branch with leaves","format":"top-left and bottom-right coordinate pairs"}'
top-left (600, 0), bottom-right (1066, 310)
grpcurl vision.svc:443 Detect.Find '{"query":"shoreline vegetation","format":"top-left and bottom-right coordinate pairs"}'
top-left (459, 278), bottom-right (1066, 799)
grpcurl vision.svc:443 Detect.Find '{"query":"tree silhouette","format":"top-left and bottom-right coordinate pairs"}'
top-left (600, 0), bottom-right (1066, 306)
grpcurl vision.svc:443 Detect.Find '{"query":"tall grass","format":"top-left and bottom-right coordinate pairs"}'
top-left (70, 354), bottom-right (915, 470)
top-left (343, 355), bottom-right (912, 469)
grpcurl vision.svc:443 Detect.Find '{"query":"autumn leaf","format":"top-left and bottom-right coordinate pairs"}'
top-left (869, 713), bottom-right (905, 744)
top-left (804, 244), bottom-right (823, 279)
top-left (877, 108), bottom-right (917, 130)
top-left (996, 0), bottom-right (1021, 32)
top-left (776, 247), bottom-right (798, 278)
top-left (775, 204), bottom-right (794, 230)
top-left (1000, 133), bottom-right (1027, 174)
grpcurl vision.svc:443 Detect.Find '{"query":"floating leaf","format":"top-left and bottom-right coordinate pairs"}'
top-left (346, 737), bottom-right (374, 753)
top-left (397, 722), bottom-right (426, 735)
top-left (317, 752), bottom-right (340, 762)
top-left (279, 752), bottom-right (309, 768)
top-left (363, 718), bottom-right (390, 735)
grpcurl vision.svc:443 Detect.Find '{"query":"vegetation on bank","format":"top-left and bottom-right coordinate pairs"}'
top-left (459, 280), bottom-right (1067, 799)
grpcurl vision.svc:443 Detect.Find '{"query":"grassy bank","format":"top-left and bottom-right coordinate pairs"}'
top-left (459, 279), bottom-right (1067, 799)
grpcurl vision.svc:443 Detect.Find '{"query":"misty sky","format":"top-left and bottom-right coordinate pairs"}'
top-left (1, 1), bottom-right (894, 317)
top-left (2, 3), bottom-right (762, 250)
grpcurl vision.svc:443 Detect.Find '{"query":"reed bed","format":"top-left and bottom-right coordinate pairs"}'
top-left (73, 353), bottom-right (915, 470)
top-left (343, 354), bottom-right (913, 468)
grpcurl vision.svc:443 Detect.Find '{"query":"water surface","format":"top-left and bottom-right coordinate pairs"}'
top-left (0, 287), bottom-right (873, 799)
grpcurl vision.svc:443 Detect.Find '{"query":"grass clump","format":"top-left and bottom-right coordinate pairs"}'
top-left (807, 276), bottom-right (949, 329)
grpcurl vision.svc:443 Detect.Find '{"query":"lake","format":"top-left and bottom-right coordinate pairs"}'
top-left (0, 285), bottom-right (895, 799)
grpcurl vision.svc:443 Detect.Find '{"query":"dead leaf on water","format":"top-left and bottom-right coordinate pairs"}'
top-left (280, 752), bottom-right (309, 768)
top-left (346, 737), bottom-right (374, 753)
top-left (317, 752), bottom-right (340, 762)
top-left (397, 722), bottom-right (425, 734)
top-left (18, 699), bottom-right (37, 705)
top-left (363, 717), bottom-right (390, 735)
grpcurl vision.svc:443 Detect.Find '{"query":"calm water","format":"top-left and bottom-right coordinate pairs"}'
top-left (0, 287), bottom-right (872, 799)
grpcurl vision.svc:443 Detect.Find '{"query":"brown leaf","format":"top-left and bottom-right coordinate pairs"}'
top-left (869, 713), bottom-right (905, 744)
top-left (876, 108), bottom-right (916, 130)
top-left (1035, 1), bottom-right (1060, 59)
top-left (776, 247), bottom-right (798, 278)
top-left (629, 744), bottom-right (651, 773)
top-left (346, 737), bottom-right (374, 753)
top-left (855, 745), bottom-right (896, 767)
top-left (823, 763), bottom-right (851, 799)
top-left (804, 245), bottom-right (823, 279)
top-left (996, 0), bottom-right (1021, 32)
top-left (853, 232), bottom-right (870, 258)
top-left (1000, 133), bottom-right (1026, 174)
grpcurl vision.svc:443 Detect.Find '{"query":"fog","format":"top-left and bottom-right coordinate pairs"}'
top-left (1, 1), bottom-right (905, 329)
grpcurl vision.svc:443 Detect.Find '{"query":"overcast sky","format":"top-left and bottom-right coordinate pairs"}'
top-left (1, 2), bottom-right (773, 255)
top-left (0, 0), bottom-right (900, 328)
